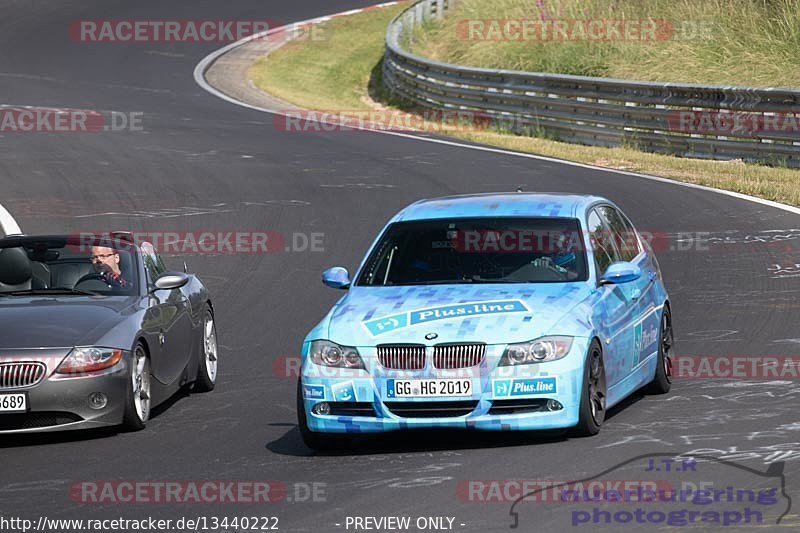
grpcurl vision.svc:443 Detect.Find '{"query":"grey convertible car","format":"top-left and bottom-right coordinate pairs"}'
top-left (0, 233), bottom-right (217, 433)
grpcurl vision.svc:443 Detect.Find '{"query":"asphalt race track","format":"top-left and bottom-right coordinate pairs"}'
top-left (1, 0), bottom-right (800, 531)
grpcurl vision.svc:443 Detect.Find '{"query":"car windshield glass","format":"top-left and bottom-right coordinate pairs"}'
top-left (356, 217), bottom-right (588, 286)
top-left (0, 238), bottom-right (139, 296)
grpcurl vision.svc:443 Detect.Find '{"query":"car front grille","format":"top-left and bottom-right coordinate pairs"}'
top-left (377, 345), bottom-right (426, 370)
top-left (0, 412), bottom-right (82, 431)
top-left (433, 344), bottom-right (486, 369)
top-left (377, 344), bottom-right (487, 370)
top-left (0, 362), bottom-right (46, 390)
top-left (384, 401), bottom-right (479, 418)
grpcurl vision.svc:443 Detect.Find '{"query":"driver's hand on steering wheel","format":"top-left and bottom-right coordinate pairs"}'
top-left (532, 256), bottom-right (567, 274)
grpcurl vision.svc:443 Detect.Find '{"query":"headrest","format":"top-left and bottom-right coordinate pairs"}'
top-left (0, 247), bottom-right (32, 285)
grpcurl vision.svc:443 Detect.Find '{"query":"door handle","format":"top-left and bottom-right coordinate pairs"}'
top-left (630, 288), bottom-right (642, 301)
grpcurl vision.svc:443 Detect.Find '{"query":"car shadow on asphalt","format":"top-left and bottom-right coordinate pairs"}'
top-left (0, 427), bottom-right (120, 448)
top-left (265, 391), bottom-right (646, 457)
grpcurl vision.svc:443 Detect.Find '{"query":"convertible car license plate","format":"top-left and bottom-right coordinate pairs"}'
top-left (387, 379), bottom-right (471, 398)
top-left (0, 393), bottom-right (27, 413)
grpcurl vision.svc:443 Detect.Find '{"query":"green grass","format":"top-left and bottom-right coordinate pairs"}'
top-left (248, 2), bottom-right (800, 206)
top-left (249, 6), bottom-right (399, 109)
top-left (411, 0), bottom-right (800, 87)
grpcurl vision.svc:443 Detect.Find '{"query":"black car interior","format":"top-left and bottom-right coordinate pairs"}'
top-left (0, 242), bottom-right (135, 292)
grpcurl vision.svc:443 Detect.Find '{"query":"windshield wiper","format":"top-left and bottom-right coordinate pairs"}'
top-left (468, 277), bottom-right (539, 283)
top-left (6, 288), bottom-right (101, 296)
top-left (389, 279), bottom-right (475, 286)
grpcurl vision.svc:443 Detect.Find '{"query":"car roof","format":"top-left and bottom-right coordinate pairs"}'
top-left (392, 193), bottom-right (608, 222)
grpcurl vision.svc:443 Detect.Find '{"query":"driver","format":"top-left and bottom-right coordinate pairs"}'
top-left (531, 232), bottom-right (577, 273)
top-left (90, 246), bottom-right (132, 288)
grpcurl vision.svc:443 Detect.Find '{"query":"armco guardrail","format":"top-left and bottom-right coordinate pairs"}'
top-left (383, 0), bottom-right (800, 167)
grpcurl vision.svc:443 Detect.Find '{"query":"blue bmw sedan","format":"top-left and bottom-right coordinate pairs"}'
top-left (297, 193), bottom-right (673, 449)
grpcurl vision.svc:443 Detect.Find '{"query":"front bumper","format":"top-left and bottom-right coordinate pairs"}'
top-left (0, 357), bottom-right (130, 434)
top-left (300, 338), bottom-right (589, 434)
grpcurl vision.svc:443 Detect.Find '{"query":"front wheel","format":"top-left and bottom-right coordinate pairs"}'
top-left (122, 342), bottom-right (151, 431)
top-left (570, 340), bottom-right (606, 437)
top-left (645, 306), bottom-right (673, 394)
top-left (193, 305), bottom-right (217, 392)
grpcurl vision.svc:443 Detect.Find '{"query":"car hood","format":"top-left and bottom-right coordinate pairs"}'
top-left (0, 296), bottom-right (141, 349)
top-left (326, 283), bottom-right (593, 347)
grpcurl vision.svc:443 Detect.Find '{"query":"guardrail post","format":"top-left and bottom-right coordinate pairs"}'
top-left (435, 0), bottom-right (445, 19)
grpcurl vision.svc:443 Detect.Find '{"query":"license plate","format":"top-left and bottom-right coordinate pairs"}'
top-left (0, 393), bottom-right (27, 413)
top-left (387, 379), bottom-right (472, 398)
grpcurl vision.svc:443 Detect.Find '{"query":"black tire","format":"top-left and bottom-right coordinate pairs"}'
top-left (570, 340), bottom-right (606, 437)
top-left (122, 341), bottom-right (150, 431)
top-left (645, 306), bottom-right (673, 394)
top-left (194, 304), bottom-right (217, 393)
top-left (296, 380), bottom-right (349, 452)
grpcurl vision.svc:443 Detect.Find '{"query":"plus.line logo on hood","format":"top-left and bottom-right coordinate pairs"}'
top-left (363, 299), bottom-right (530, 336)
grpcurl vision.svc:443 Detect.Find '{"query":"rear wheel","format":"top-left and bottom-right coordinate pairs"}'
top-left (645, 306), bottom-right (673, 394)
top-left (122, 342), bottom-right (150, 430)
top-left (193, 305), bottom-right (217, 392)
top-left (296, 380), bottom-right (349, 451)
top-left (570, 340), bottom-right (606, 437)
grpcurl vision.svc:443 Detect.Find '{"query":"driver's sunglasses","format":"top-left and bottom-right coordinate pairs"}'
top-left (90, 253), bottom-right (117, 262)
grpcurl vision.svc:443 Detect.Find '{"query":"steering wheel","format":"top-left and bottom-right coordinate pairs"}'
top-left (74, 272), bottom-right (110, 291)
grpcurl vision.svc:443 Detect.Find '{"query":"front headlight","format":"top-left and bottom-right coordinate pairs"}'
top-left (309, 340), bottom-right (365, 369)
top-left (56, 347), bottom-right (123, 374)
top-left (499, 336), bottom-right (573, 366)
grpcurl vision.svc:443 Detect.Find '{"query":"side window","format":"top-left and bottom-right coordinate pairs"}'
top-left (597, 206), bottom-right (641, 262)
top-left (140, 242), bottom-right (166, 285)
top-left (587, 209), bottom-right (618, 276)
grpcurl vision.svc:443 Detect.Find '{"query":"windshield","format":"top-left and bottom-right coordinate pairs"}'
top-left (356, 217), bottom-right (588, 286)
top-left (0, 238), bottom-right (139, 296)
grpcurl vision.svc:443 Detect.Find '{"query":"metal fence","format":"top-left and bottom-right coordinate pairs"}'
top-left (382, 0), bottom-right (800, 167)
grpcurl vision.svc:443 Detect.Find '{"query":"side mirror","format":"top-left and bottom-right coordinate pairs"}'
top-left (153, 271), bottom-right (189, 291)
top-left (600, 262), bottom-right (641, 285)
top-left (322, 267), bottom-right (350, 290)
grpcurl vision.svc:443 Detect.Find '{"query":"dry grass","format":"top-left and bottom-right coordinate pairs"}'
top-left (412, 0), bottom-right (800, 87)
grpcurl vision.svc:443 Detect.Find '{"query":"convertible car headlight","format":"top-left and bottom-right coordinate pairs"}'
top-left (56, 347), bottom-right (123, 374)
top-left (309, 340), bottom-right (365, 369)
top-left (499, 336), bottom-right (573, 366)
